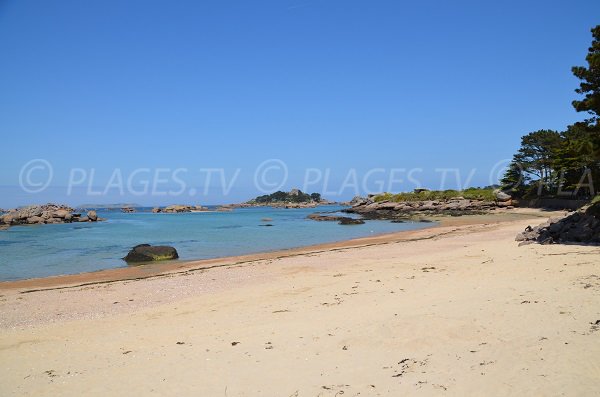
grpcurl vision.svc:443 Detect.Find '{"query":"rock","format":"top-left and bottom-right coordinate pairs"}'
top-left (123, 244), bottom-right (179, 262)
top-left (516, 201), bottom-right (600, 245)
top-left (496, 199), bottom-right (513, 207)
top-left (349, 196), bottom-right (367, 206)
top-left (87, 210), bottom-right (98, 221)
top-left (26, 216), bottom-right (44, 224)
top-left (375, 201), bottom-right (398, 210)
top-left (1, 212), bottom-right (19, 225)
top-left (419, 201), bottom-right (438, 211)
top-left (338, 218), bottom-right (365, 225)
top-left (342, 194), bottom-right (501, 220)
top-left (307, 213), bottom-right (365, 224)
top-left (53, 209), bottom-right (70, 218)
top-left (0, 204), bottom-right (85, 228)
top-left (494, 189), bottom-right (512, 202)
top-left (78, 216), bottom-right (89, 222)
top-left (155, 204), bottom-right (208, 213)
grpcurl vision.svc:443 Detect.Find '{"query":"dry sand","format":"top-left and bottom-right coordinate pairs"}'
top-left (1, 209), bottom-right (599, 396)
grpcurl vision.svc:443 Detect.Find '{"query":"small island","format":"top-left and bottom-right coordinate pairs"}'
top-left (222, 189), bottom-right (336, 209)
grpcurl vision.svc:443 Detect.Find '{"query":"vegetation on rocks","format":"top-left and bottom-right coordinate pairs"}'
top-left (251, 189), bottom-right (321, 204)
top-left (373, 188), bottom-right (496, 203)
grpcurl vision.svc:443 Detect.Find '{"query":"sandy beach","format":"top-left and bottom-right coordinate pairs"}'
top-left (1, 210), bottom-right (599, 396)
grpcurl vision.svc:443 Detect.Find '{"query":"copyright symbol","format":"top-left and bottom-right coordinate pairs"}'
top-left (19, 159), bottom-right (53, 193)
top-left (254, 159), bottom-right (288, 193)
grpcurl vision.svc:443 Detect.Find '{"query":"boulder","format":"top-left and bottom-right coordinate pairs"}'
top-left (123, 244), bottom-right (179, 262)
top-left (1, 212), bottom-right (19, 225)
top-left (496, 199), bottom-right (513, 207)
top-left (87, 210), bottom-right (98, 221)
top-left (516, 201), bottom-right (600, 245)
top-left (26, 216), bottom-right (44, 224)
top-left (494, 189), bottom-right (512, 202)
top-left (53, 209), bottom-right (70, 218)
top-left (349, 196), bottom-right (367, 206)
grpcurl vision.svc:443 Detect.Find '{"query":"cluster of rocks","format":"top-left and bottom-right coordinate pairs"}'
top-left (0, 204), bottom-right (101, 228)
top-left (121, 207), bottom-right (136, 213)
top-left (344, 197), bottom-right (499, 220)
top-left (272, 202), bottom-right (318, 209)
top-left (228, 201), bottom-right (335, 209)
top-left (307, 213), bottom-right (365, 225)
top-left (123, 244), bottom-right (179, 262)
top-left (516, 202), bottom-right (600, 245)
top-left (151, 205), bottom-right (209, 213)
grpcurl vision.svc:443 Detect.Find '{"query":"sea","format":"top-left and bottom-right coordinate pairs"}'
top-left (0, 205), bottom-right (434, 281)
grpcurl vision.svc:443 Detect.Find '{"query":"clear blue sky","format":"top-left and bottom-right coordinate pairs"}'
top-left (1, 0), bottom-right (599, 206)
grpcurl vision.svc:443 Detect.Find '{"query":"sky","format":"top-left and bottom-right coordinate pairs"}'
top-left (1, 0), bottom-right (599, 206)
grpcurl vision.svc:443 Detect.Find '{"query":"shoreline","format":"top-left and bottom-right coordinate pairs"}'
top-left (2, 207), bottom-right (599, 396)
top-left (0, 209), bottom-right (550, 292)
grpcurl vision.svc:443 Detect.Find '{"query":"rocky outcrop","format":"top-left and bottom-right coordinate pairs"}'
top-left (344, 197), bottom-right (498, 220)
top-left (516, 202), bottom-right (600, 245)
top-left (87, 210), bottom-right (98, 221)
top-left (0, 204), bottom-right (103, 228)
top-left (307, 213), bottom-right (365, 225)
top-left (340, 196), bottom-right (368, 206)
top-left (493, 189), bottom-right (514, 207)
top-left (275, 202), bottom-right (318, 209)
top-left (121, 207), bottom-right (136, 213)
top-left (152, 205), bottom-right (209, 213)
top-left (338, 217), bottom-right (366, 225)
top-left (123, 244), bottom-right (179, 262)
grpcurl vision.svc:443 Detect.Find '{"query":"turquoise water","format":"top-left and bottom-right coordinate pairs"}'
top-left (0, 206), bottom-right (434, 281)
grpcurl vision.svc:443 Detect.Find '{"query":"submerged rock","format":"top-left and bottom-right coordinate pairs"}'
top-left (338, 217), bottom-right (365, 225)
top-left (123, 244), bottom-right (179, 262)
top-left (307, 213), bottom-right (365, 225)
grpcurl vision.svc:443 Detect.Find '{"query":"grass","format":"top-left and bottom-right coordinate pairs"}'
top-left (373, 188), bottom-right (496, 203)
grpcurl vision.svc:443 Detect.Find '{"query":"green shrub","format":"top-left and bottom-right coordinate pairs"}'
top-left (372, 188), bottom-right (496, 203)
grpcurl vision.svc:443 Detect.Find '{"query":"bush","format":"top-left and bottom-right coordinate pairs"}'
top-left (373, 188), bottom-right (496, 203)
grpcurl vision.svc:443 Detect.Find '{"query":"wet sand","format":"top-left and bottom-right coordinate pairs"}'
top-left (1, 209), bottom-right (599, 396)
